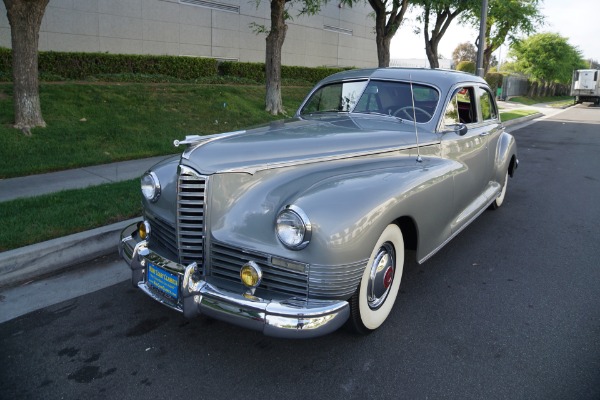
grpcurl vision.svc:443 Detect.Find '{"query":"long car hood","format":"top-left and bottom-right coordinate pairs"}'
top-left (183, 114), bottom-right (437, 174)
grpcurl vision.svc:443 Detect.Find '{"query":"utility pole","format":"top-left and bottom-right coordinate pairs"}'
top-left (475, 0), bottom-right (488, 77)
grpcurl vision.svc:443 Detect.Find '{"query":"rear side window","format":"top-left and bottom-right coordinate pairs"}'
top-left (478, 88), bottom-right (498, 121)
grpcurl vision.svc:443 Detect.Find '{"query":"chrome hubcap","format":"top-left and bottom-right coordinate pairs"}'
top-left (367, 242), bottom-right (395, 310)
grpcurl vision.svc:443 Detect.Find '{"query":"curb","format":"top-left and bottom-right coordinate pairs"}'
top-left (0, 217), bottom-right (140, 288)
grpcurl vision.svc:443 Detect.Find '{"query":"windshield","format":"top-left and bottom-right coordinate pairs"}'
top-left (300, 80), bottom-right (439, 123)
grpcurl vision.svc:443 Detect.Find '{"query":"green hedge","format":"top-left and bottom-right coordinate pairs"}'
top-left (0, 48), bottom-right (10, 80)
top-left (456, 60), bottom-right (476, 74)
top-left (484, 72), bottom-right (504, 92)
top-left (0, 48), bottom-right (350, 85)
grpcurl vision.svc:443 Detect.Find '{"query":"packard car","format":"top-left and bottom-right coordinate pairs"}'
top-left (119, 68), bottom-right (518, 338)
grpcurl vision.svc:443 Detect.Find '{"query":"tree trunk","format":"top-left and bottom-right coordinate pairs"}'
top-left (483, 46), bottom-right (493, 76)
top-left (425, 42), bottom-right (439, 69)
top-left (374, 9), bottom-right (390, 68)
top-left (370, 0), bottom-right (409, 68)
top-left (4, 0), bottom-right (49, 132)
top-left (265, 0), bottom-right (287, 115)
top-left (376, 35), bottom-right (392, 68)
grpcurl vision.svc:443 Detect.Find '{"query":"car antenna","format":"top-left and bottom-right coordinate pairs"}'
top-left (409, 74), bottom-right (423, 163)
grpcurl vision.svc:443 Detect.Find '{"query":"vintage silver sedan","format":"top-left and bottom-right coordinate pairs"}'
top-left (119, 68), bottom-right (518, 338)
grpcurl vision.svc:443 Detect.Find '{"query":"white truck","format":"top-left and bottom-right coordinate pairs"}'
top-left (571, 69), bottom-right (600, 105)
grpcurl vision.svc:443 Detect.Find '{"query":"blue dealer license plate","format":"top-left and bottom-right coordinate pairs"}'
top-left (148, 263), bottom-right (179, 300)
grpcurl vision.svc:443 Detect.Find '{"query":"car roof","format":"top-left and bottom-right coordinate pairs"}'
top-left (319, 67), bottom-right (488, 89)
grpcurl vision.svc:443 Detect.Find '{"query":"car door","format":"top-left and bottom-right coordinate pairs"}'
top-left (475, 85), bottom-right (505, 200)
top-left (439, 85), bottom-right (491, 233)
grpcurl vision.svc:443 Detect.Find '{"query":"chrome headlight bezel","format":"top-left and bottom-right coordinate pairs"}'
top-left (276, 205), bottom-right (312, 250)
top-left (141, 172), bottom-right (161, 202)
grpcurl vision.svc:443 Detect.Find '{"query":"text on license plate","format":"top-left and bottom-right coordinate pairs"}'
top-left (148, 263), bottom-right (179, 300)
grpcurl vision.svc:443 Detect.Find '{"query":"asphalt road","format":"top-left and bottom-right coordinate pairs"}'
top-left (1, 104), bottom-right (599, 400)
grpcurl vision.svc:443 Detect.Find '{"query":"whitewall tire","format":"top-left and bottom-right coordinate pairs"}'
top-left (349, 224), bottom-right (405, 334)
top-left (491, 171), bottom-right (509, 209)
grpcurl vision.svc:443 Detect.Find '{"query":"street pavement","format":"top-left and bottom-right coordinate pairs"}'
top-left (1, 103), bottom-right (598, 400)
top-left (0, 102), bottom-right (573, 308)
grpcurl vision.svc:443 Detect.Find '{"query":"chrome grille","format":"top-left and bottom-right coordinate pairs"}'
top-left (146, 211), bottom-right (178, 259)
top-left (177, 166), bottom-right (207, 267)
top-left (210, 243), bottom-right (309, 298)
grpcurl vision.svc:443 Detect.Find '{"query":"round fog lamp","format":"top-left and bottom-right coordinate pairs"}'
top-left (138, 221), bottom-right (151, 240)
top-left (240, 261), bottom-right (262, 288)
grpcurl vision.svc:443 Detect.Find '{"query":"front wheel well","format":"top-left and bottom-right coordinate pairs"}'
top-left (395, 216), bottom-right (417, 251)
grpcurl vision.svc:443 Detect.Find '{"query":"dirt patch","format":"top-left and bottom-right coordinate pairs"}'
top-left (0, 92), bottom-right (9, 100)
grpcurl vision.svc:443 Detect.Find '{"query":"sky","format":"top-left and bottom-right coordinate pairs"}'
top-left (390, 0), bottom-right (600, 64)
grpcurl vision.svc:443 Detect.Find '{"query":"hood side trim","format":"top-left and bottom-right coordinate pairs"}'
top-left (215, 140), bottom-right (440, 175)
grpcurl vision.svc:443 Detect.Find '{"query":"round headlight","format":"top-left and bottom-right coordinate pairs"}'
top-left (141, 172), bottom-right (160, 202)
top-left (276, 206), bottom-right (311, 250)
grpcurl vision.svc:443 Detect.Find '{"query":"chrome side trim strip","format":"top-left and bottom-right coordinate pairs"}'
top-left (218, 141), bottom-right (439, 175)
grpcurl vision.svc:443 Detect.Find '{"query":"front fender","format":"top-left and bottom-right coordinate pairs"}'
top-left (209, 155), bottom-right (458, 268)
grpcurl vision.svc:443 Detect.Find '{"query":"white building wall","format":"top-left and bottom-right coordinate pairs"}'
top-left (0, 0), bottom-right (378, 68)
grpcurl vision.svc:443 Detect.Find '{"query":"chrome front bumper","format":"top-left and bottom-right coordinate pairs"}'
top-left (119, 223), bottom-right (350, 339)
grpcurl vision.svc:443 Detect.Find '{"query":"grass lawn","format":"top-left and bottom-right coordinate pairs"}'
top-left (500, 109), bottom-right (539, 122)
top-left (0, 83), bottom-right (311, 179)
top-left (0, 179), bottom-right (141, 252)
top-left (508, 95), bottom-right (573, 106)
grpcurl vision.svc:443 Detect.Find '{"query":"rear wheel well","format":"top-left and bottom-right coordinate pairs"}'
top-left (395, 216), bottom-right (417, 251)
top-left (508, 155), bottom-right (518, 177)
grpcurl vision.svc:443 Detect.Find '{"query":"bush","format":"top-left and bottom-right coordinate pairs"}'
top-left (219, 61), bottom-right (351, 85)
top-left (485, 72), bottom-right (504, 92)
top-left (0, 47), bottom-right (11, 79)
top-left (0, 48), bottom-right (219, 80)
top-left (0, 47), bottom-right (351, 85)
top-left (456, 60), bottom-right (476, 74)
top-left (219, 61), bottom-right (265, 82)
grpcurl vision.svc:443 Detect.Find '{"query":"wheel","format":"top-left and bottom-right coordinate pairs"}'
top-left (393, 106), bottom-right (432, 121)
top-left (490, 171), bottom-right (508, 210)
top-left (348, 224), bottom-right (405, 334)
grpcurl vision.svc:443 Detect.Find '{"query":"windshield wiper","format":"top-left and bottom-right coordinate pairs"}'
top-left (353, 111), bottom-right (403, 122)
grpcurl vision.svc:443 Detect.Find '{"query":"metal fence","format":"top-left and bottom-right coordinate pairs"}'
top-left (500, 75), bottom-right (529, 99)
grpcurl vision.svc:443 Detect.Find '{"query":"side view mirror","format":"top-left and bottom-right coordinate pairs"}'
top-left (454, 123), bottom-right (468, 136)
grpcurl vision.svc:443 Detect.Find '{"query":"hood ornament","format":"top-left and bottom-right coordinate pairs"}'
top-left (173, 135), bottom-right (205, 147)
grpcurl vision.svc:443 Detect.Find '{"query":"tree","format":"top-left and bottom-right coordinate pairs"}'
top-left (415, 0), bottom-right (476, 69)
top-left (452, 42), bottom-right (476, 66)
top-left (463, 0), bottom-right (544, 75)
top-left (342, 0), bottom-right (410, 68)
top-left (456, 60), bottom-right (475, 74)
top-left (3, 0), bottom-right (49, 133)
top-left (257, 0), bottom-right (325, 115)
top-left (509, 33), bottom-right (587, 84)
top-left (588, 59), bottom-right (600, 69)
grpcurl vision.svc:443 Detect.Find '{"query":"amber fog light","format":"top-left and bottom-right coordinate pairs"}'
top-left (138, 221), bottom-right (151, 240)
top-left (240, 261), bottom-right (262, 288)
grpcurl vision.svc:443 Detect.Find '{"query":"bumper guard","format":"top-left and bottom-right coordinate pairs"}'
top-left (119, 223), bottom-right (350, 338)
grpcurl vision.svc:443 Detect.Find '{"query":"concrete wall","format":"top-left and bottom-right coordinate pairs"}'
top-left (0, 0), bottom-right (378, 68)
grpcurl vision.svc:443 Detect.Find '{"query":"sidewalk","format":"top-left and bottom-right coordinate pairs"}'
top-left (0, 155), bottom-right (173, 202)
top-left (0, 105), bottom-right (566, 288)
top-left (0, 155), bottom-right (174, 287)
